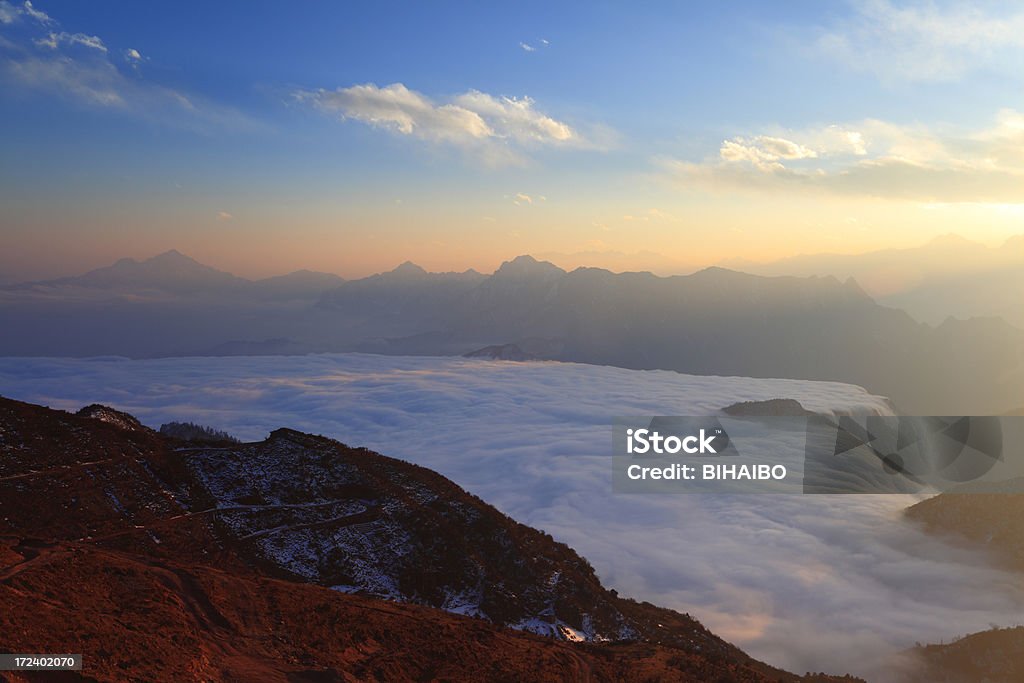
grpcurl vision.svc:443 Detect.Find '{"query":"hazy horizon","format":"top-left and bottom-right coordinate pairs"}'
top-left (3, 230), bottom-right (1021, 284)
top-left (5, 2), bottom-right (1024, 283)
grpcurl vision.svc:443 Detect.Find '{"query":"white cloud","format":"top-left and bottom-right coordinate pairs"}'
top-left (0, 0), bottom-right (50, 25)
top-left (5, 55), bottom-right (126, 106)
top-left (34, 31), bottom-right (106, 52)
top-left (719, 136), bottom-right (814, 171)
top-left (452, 90), bottom-right (574, 143)
top-left (2, 353), bottom-right (1023, 679)
top-left (21, 0), bottom-right (50, 24)
top-left (0, 4), bottom-right (253, 131)
top-left (752, 136), bottom-right (814, 159)
top-left (521, 38), bottom-right (550, 52)
top-left (302, 83), bottom-right (485, 140)
top-left (297, 82), bottom-right (583, 166)
top-left (803, 125), bottom-right (869, 156)
top-left (513, 192), bottom-right (532, 205)
top-left (216, 211), bottom-right (234, 221)
top-left (0, 2), bottom-right (17, 24)
top-left (665, 111), bottom-right (1024, 203)
top-left (815, 0), bottom-right (1024, 82)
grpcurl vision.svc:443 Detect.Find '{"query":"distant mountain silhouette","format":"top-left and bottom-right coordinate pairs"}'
top-left (722, 234), bottom-right (1024, 327)
top-left (11, 250), bottom-right (344, 301)
top-left (464, 343), bottom-right (537, 361)
top-left (2, 251), bottom-right (1022, 413)
top-left (43, 249), bottom-right (249, 294)
top-left (250, 269), bottom-right (345, 300)
top-left (315, 262), bottom-right (486, 340)
top-left (317, 257), bottom-right (1024, 414)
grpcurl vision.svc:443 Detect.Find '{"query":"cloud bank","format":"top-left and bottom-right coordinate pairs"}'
top-left (2, 354), bottom-right (1022, 678)
top-left (665, 110), bottom-right (1024, 203)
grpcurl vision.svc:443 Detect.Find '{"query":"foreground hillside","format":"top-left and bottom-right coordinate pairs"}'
top-left (1, 540), bottom-right (804, 683)
top-left (0, 396), bottom-right (856, 682)
top-left (6, 353), bottom-right (945, 675)
top-left (904, 488), bottom-right (1024, 681)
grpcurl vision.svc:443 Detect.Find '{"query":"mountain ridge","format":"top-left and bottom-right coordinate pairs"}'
top-left (8, 249), bottom-right (346, 299)
top-left (2, 248), bottom-right (1022, 413)
top-left (0, 394), bottom-right (860, 682)
top-left (718, 233), bottom-right (1024, 327)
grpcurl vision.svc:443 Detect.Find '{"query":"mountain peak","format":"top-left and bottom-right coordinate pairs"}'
top-left (494, 255), bottom-right (565, 278)
top-left (134, 249), bottom-right (231, 277)
top-left (147, 249), bottom-right (197, 264)
top-left (46, 249), bottom-right (247, 292)
top-left (388, 261), bottom-right (428, 277)
top-left (688, 265), bottom-right (746, 280)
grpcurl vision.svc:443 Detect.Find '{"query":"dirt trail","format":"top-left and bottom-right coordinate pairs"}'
top-left (79, 500), bottom-right (382, 544)
top-left (239, 505), bottom-right (382, 540)
top-left (0, 539), bottom-right (69, 582)
top-left (0, 457), bottom-right (118, 482)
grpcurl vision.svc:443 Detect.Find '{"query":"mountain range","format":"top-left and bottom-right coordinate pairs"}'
top-left (10, 249), bottom-right (346, 300)
top-left (722, 234), bottom-right (1024, 328)
top-left (0, 395), bottom-right (859, 682)
top-left (317, 255), bottom-right (1023, 415)
top-left (1, 247), bottom-right (1022, 414)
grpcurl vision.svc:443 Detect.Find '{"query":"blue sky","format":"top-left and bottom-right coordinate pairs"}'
top-left (3, 1), bottom-right (1024, 280)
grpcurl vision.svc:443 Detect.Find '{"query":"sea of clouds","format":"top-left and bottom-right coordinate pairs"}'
top-left (1, 353), bottom-right (1021, 679)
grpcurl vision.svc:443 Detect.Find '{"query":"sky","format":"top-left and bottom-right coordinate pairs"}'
top-left (2, 0), bottom-right (1024, 281)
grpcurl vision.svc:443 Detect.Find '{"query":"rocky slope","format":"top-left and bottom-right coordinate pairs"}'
top-left (0, 396), bottom-right (858, 682)
top-left (182, 427), bottom-right (647, 642)
top-left (2, 539), bottom-right (812, 683)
